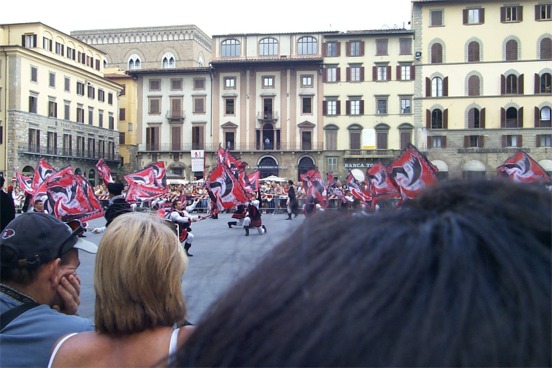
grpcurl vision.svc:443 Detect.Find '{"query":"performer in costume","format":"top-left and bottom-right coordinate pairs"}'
top-left (286, 180), bottom-right (299, 220)
top-left (228, 204), bottom-right (247, 228)
top-left (243, 191), bottom-right (267, 236)
top-left (169, 199), bottom-right (203, 257)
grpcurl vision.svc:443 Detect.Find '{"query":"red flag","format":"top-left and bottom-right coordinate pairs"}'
top-left (45, 166), bottom-right (104, 222)
top-left (245, 170), bottom-right (260, 192)
top-left (389, 144), bottom-right (439, 200)
top-left (15, 170), bottom-right (33, 195)
top-left (124, 161), bottom-right (168, 202)
top-left (32, 158), bottom-right (56, 192)
top-left (300, 169), bottom-right (327, 206)
top-left (366, 163), bottom-right (402, 206)
top-left (207, 163), bottom-right (249, 210)
top-left (96, 158), bottom-right (114, 185)
top-left (497, 150), bottom-right (552, 184)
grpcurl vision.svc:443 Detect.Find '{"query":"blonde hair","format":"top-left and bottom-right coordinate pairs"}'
top-left (94, 212), bottom-right (187, 335)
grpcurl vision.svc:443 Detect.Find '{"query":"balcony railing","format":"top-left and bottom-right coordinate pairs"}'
top-left (166, 110), bottom-right (186, 121)
top-left (20, 146), bottom-right (119, 161)
top-left (343, 149), bottom-right (399, 157)
top-left (256, 111), bottom-right (279, 123)
top-left (138, 142), bottom-right (324, 152)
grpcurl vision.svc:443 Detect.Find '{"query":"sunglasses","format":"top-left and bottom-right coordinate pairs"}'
top-left (57, 220), bottom-right (85, 257)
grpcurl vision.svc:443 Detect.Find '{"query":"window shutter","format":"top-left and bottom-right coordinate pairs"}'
top-left (346, 101), bottom-right (351, 115)
top-left (346, 42), bottom-right (351, 56)
top-left (427, 136), bottom-right (432, 148)
top-left (360, 67), bottom-right (365, 81)
top-left (518, 6), bottom-right (523, 21)
top-left (426, 77), bottom-right (431, 97)
top-left (360, 41), bottom-right (365, 56)
top-left (535, 73), bottom-right (540, 93)
top-left (443, 77), bottom-right (449, 96)
top-left (535, 4), bottom-right (540, 20)
top-left (21, 35), bottom-right (25, 47)
top-left (411, 65), bottom-right (415, 80)
top-left (502, 135), bottom-right (507, 147)
top-left (322, 43), bottom-right (328, 56)
top-left (396, 66), bottom-right (401, 80)
top-left (480, 108), bottom-right (486, 128)
top-left (480, 136), bottom-right (485, 148)
top-left (426, 109), bottom-right (431, 129)
top-left (519, 135), bottom-right (523, 147)
top-left (464, 136), bottom-right (469, 147)
top-left (500, 75), bottom-right (505, 94)
top-left (387, 66), bottom-right (391, 81)
top-left (519, 74), bottom-right (524, 94)
top-left (336, 68), bottom-right (341, 82)
top-left (444, 109), bottom-right (448, 129)
top-left (346, 67), bottom-right (350, 82)
top-left (442, 136), bottom-right (447, 148)
top-left (501, 108), bottom-right (505, 127)
top-left (463, 9), bottom-right (468, 24)
top-left (323, 68), bottom-right (327, 82)
top-left (336, 100), bottom-right (341, 115)
top-left (480, 8), bottom-right (485, 23)
top-left (536, 135), bottom-right (541, 147)
top-left (336, 42), bottom-right (341, 57)
top-left (33, 35), bottom-right (37, 47)
top-left (360, 100), bottom-right (364, 115)
top-left (500, 7), bottom-right (506, 21)
top-left (518, 107), bottom-right (524, 127)
top-left (373, 66), bottom-right (377, 81)
top-left (535, 106), bottom-right (540, 127)
top-left (323, 101), bottom-right (327, 115)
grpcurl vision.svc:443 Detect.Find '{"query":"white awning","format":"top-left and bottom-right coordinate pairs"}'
top-left (463, 160), bottom-right (486, 171)
top-left (431, 160), bottom-right (449, 172)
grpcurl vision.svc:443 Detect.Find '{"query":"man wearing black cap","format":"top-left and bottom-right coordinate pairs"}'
top-left (0, 213), bottom-right (97, 367)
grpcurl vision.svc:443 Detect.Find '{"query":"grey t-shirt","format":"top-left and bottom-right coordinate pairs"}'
top-left (1, 291), bottom-right (94, 367)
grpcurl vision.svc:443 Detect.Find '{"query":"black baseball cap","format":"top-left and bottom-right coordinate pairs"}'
top-left (0, 213), bottom-right (97, 268)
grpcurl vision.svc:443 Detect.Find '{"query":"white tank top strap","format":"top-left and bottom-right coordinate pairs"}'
top-left (167, 327), bottom-right (180, 367)
top-left (47, 332), bottom-right (79, 368)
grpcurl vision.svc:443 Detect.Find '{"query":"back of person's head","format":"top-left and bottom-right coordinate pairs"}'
top-left (94, 212), bottom-right (187, 335)
top-left (177, 179), bottom-right (551, 367)
top-left (0, 175), bottom-right (4, 188)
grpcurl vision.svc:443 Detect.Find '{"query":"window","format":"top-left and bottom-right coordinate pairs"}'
top-left (540, 38), bottom-right (552, 60)
top-left (430, 10), bottom-right (444, 26)
top-left (325, 41), bottom-right (339, 57)
top-left (162, 53), bottom-right (175, 68)
top-left (119, 108), bottom-right (126, 121)
top-left (464, 135), bottom-right (483, 148)
top-left (193, 96), bottom-right (206, 113)
top-left (503, 134), bottom-right (522, 147)
top-left (47, 132), bottom-right (57, 154)
top-left (431, 77), bottom-right (443, 97)
top-left (468, 107), bottom-right (485, 128)
top-left (505, 40), bottom-right (518, 61)
top-left (464, 8), bottom-right (484, 24)
top-left (375, 39), bottom-right (388, 56)
top-left (194, 78), bottom-right (205, 90)
top-left (536, 106), bottom-right (551, 127)
top-left (148, 97), bottom-right (161, 114)
top-left (501, 5), bottom-right (523, 23)
top-left (64, 101), bottom-right (70, 120)
top-left (109, 114), bottom-right (114, 130)
top-left (28, 128), bottom-right (40, 152)
top-left (431, 43), bottom-right (443, 63)
top-left (536, 4), bottom-right (551, 20)
top-left (502, 107), bottom-right (522, 128)
top-left (98, 89), bottom-right (105, 102)
top-left (43, 37), bottom-right (52, 51)
top-left (399, 38), bottom-right (412, 55)
top-left (259, 37), bottom-right (278, 56)
top-left (63, 134), bottom-right (72, 156)
top-left (55, 42), bottom-right (64, 56)
top-left (398, 64), bottom-right (413, 80)
top-left (504, 74), bottom-right (521, 94)
top-left (349, 130), bottom-right (361, 150)
top-left (128, 55), bottom-right (141, 70)
top-left (327, 157), bottom-right (338, 172)
top-left (87, 138), bottom-right (95, 157)
top-left (192, 125), bottom-right (204, 150)
top-left (171, 79), bottom-right (183, 91)
top-left (149, 79), bottom-right (161, 91)
top-left (325, 65), bottom-right (339, 82)
top-left (49, 72), bottom-right (55, 88)
top-left (468, 41), bottom-right (480, 62)
top-left (23, 34), bottom-right (37, 48)
top-left (537, 134), bottom-right (552, 147)
top-left (302, 97), bottom-right (312, 114)
top-left (301, 131), bottom-right (312, 150)
top-left (66, 47), bottom-right (75, 60)
top-left (376, 97), bottom-right (388, 115)
top-left (225, 98), bottom-right (235, 115)
top-left (87, 85), bottom-right (95, 99)
top-left (128, 122), bottom-right (133, 132)
top-left (431, 109), bottom-right (444, 129)
top-left (224, 77), bottom-right (236, 89)
top-left (76, 82), bottom-right (85, 96)
top-left (88, 107), bottom-right (94, 125)
top-left (29, 95), bottom-right (38, 113)
top-left (400, 130), bottom-right (412, 150)
top-left (325, 127), bottom-right (338, 150)
top-left (324, 99), bottom-right (339, 116)
top-left (262, 76), bottom-right (275, 88)
top-left (347, 99), bottom-right (363, 116)
top-left (76, 136), bottom-right (85, 156)
top-left (297, 36), bottom-right (317, 55)
top-left (400, 97), bottom-right (412, 114)
top-left (146, 126), bottom-right (160, 150)
top-left (348, 65), bottom-right (363, 82)
top-left (375, 65), bottom-right (389, 81)
top-left (31, 66), bottom-right (38, 82)
top-left (171, 125), bottom-right (182, 151)
top-left (430, 136), bottom-right (446, 148)
top-left (221, 39), bottom-right (240, 57)
top-left (301, 75), bottom-right (313, 87)
top-left (64, 77), bottom-right (70, 92)
top-left (348, 41), bottom-right (363, 56)
top-left (376, 126), bottom-right (389, 149)
top-left (468, 75), bottom-right (480, 96)
top-left (48, 99), bottom-right (57, 118)
top-left (108, 93), bottom-right (113, 105)
top-left (99, 110), bottom-right (104, 128)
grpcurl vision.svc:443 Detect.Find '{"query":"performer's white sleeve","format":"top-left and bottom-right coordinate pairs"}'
top-left (170, 211), bottom-right (189, 223)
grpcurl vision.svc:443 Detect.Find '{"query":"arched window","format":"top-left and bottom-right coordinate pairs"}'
top-left (128, 54), bottom-right (141, 70)
top-left (506, 74), bottom-right (518, 94)
top-left (468, 75), bottom-right (480, 96)
top-left (298, 36), bottom-right (317, 55)
top-left (505, 39), bottom-right (518, 61)
top-left (259, 37), bottom-right (278, 56)
top-left (541, 73), bottom-right (552, 93)
top-left (431, 109), bottom-right (443, 129)
top-left (505, 107), bottom-right (519, 127)
top-left (162, 53), bottom-right (175, 68)
top-left (539, 106), bottom-right (551, 127)
top-left (221, 39), bottom-right (240, 57)
top-left (348, 124), bottom-right (362, 150)
top-left (431, 77), bottom-right (443, 97)
top-left (468, 41), bottom-right (480, 62)
top-left (541, 37), bottom-right (552, 60)
top-left (468, 108), bottom-right (481, 128)
top-left (375, 124), bottom-right (390, 149)
top-left (431, 43), bottom-right (443, 63)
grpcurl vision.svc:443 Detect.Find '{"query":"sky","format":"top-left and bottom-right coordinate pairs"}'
top-left (1, 0), bottom-right (413, 36)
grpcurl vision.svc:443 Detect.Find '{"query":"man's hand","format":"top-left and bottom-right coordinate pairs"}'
top-left (53, 274), bottom-right (81, 315)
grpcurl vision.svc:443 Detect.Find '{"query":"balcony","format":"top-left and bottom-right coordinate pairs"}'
top-left (166, 110), bottom-right (186, 122)
top-left (19, 145), bottom-right (119, 162)
top-left (138, 142), bottom-right (324, 153)
top-left (343, 149), bottom-right (399, 158)
top-left (256, 111), bottom-right (279, 123)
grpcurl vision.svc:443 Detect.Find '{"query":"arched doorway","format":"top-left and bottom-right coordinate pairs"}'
top-left (22, 166), bottom-right (34, 175)
top-left (297, 156), bottom-right (315, 181)
top-left (258, 156), bottom-right (278, 177)
top-left (75, 168), bottom-right (82, 175)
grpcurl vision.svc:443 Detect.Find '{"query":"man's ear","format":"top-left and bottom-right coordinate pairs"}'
top-left (48, 258), bottom-right (63, 286)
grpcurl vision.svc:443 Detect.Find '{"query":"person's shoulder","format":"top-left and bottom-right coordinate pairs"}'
top-left (52, 331), bottom-right (106, 367)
